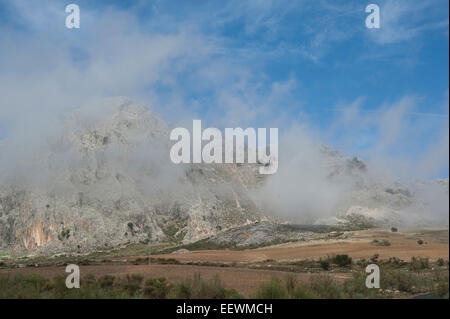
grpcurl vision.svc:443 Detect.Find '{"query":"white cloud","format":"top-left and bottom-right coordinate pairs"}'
top-left (366, 0), bottom-right (449, 45)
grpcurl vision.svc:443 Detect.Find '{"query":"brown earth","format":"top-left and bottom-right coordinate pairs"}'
top-left (151, 229), bottom-right (449, 263)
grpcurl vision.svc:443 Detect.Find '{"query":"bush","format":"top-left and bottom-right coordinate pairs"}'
top-left (82, 274), bottom-right (97, 287)
top-left (291, 286), bottom-right (319, 299)
top-left (144, 277), bottom-right (172, 298)
top-left (437, 258), bottom-right (445, 267)
top-left (169, 281), bottom-right (192, 299)
top-left (58, 229), bottom-right (70, 240)
top-left (320, 260), bottom-right (330, 271)
top-left (254, 278), bottom-right (287, 299)
top-left (417, 240), bottom-right (424, 245)
top-left (169, 273), bottom-right (240, 299)
top-left (343, 273), bottom-right (379, 298)
top-left (355, 258), bottom-right (368, 267)
top-left (98, 275), bottom-right (115, 288)
top-left (332, 254), bottom-right (352, 267)
top-left (372, 239), bottom-right (391, 246)
top-left (387, 257), bottom-right (406, 267)
top-left (309, 275), bottom-right (342, 298)
top-left (121, 274), bottom-right (144, 296)
top-left (433, 274), bottom-right (449, 298)
top-left (391, 227), bottom-right (398, 232)
top-left (370, 254), bottom-right (379, 263)
top-left (381, 270), bottom-right (415, 293)
top-left (410, 257), bottom-right (429, 270)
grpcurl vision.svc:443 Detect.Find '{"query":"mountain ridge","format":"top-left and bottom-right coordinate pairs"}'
top-left (0, 97), bottom-right (447, 256)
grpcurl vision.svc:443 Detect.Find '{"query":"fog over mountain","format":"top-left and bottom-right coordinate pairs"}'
top-left (0, 2), bottom-right (447, 256)
top-left (0, 97), bottom-right (447, 255)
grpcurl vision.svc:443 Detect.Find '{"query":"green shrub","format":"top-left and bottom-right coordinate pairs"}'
top-left (391, 227), bottom-right (398, 232)
top-left (410, 257), bottom-right (429, 270)
top-left (82, 274), bottom-right (96, 287)
top-left (381, 270), bottom-right (415, 293)
top-left (417, 239), bottom-right (424, 245)
top-left (320, 260), bottom-right (330, 270)
top-left (144, 277), bottom-right (172, 298)
top-left (433, 274), bottom-right (449, 299)
top-left (291, 286), bottom-right (319, 299)
top-left (98, 275), bottom-right (115, 288)
top-left (309, 275), bottom-right (342, 298)
top-left (372, 239), bottom-right (391, 246)
top-left (332, 254), bottom-right (352, 267)
top-left (436, 258), bottom-right (445, 267)
top-left (120, 274), bottom-right (144, 296)
top-left (58, 229), bottom-right (71, 240)
top-left (169, 273), bottom-right (238, 299)
top-left (255, 278), bottom-right (287, 299)
top-left (169, 281), bottom-right (192, 299)
top-left (343, 273), bottom-right (379, 298)
top-left (356, 258), bottom-right (369, 267)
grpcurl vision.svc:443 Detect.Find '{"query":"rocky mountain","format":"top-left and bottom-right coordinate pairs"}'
top-left (316, 146), bottom-right (449, 227)
top-left (0, 97), bottom-right (448, 256)
top-left (0, 97), bottom-right (267, 255)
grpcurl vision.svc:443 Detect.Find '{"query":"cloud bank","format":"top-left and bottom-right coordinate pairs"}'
top-left (0, 0), bottom-right (448, 224)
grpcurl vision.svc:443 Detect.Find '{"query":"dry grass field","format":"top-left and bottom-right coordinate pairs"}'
top-left (147, 228), bottom-right (449, 263)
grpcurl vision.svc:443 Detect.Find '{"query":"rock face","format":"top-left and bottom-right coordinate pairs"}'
top-left (0, 97), bottom-right (267, 255)
top-left (204, 222), bottom-right (346, 248)
top-left (317, 147), bottom-right (449, 227)
top-left (0, 97), bottom-right (448, 256)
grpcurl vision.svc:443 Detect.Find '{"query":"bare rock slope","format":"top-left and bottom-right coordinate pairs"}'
top-left (0, 98), bottom-right (267, 255)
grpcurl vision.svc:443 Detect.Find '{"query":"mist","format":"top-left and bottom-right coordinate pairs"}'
top-left (0, 1), bottom-right (448, 226)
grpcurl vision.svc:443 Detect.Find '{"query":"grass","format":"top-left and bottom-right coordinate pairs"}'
top-left (251, 269), bottom-right (449, 299)
top-left (1, 263), bottom-right (447, 299)
top-left (0, 272), bottom-right (242, 299)
top-left (0, 251), bottom-right (448, 299)
top-left (168, 273), bottom-right (242, 299)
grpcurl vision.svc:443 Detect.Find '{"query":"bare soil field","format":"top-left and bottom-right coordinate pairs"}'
top-left (151, 228), bottom-right (449, 263)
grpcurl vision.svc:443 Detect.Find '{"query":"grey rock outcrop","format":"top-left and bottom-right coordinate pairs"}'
top-left (0, 97), bottom-right (267, 255)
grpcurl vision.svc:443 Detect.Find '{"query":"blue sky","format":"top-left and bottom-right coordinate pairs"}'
top-left (0, 0), bottom-right (448, 179)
